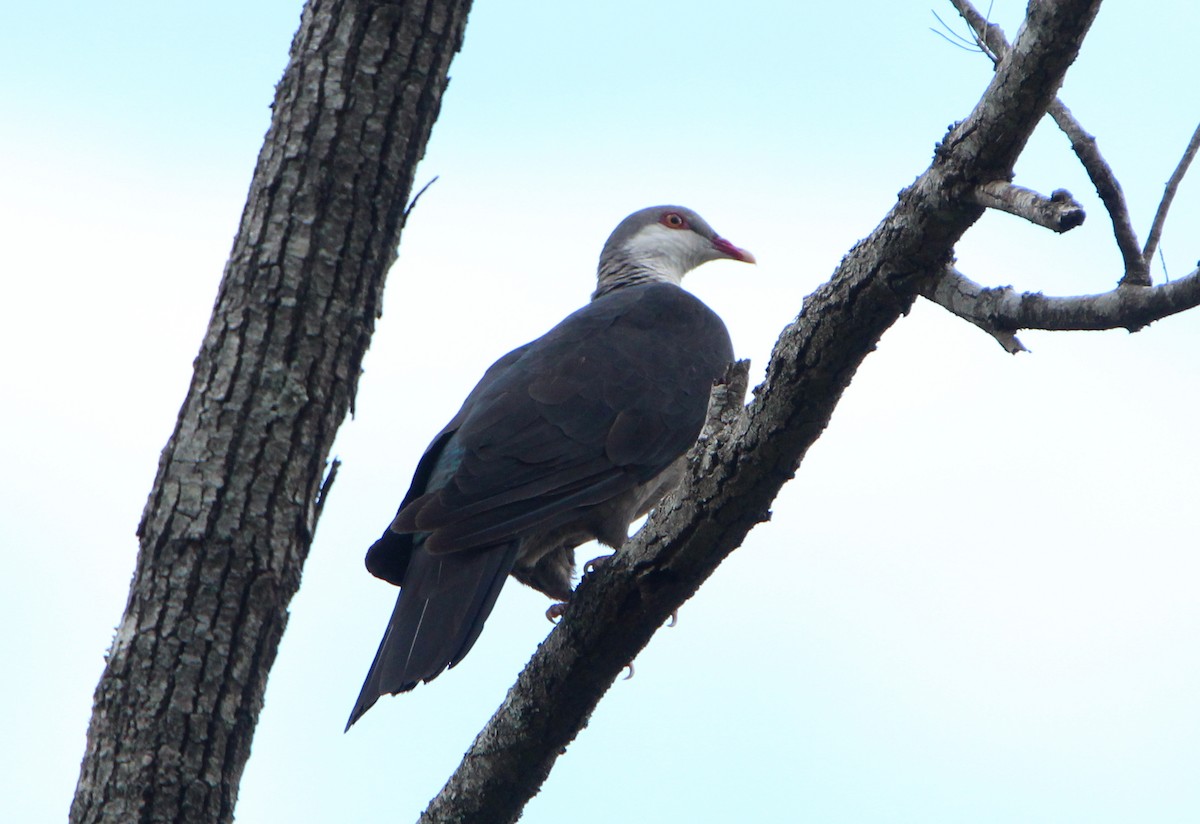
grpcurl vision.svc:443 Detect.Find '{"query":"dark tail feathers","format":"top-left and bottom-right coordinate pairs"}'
top-left (345, 542), bottom-right (518, 730)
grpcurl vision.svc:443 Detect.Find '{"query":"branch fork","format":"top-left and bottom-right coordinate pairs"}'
top-left (930, 0), bottom-right (1200, 348)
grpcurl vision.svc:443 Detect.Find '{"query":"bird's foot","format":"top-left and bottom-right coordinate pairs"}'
top-left (546, 602), bottom-right (568, 623)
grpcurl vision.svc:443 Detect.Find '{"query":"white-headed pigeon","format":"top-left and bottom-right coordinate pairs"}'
top-left (346, 205), bottom-right (753, 729)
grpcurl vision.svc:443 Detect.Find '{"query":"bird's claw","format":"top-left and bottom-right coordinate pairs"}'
top-left (546, 602), bottom-right (568, 623)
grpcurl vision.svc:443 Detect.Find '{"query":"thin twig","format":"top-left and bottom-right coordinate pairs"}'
top-left (401, 175), bottom-right (439, 228)
top-left (1143, 121), bottom-right (1200, 266)
top-left (931, 10), bottom-right (986, 53)
top-left (314, 458), bottom-right (340, 525)
top-left (948, 0), bottom-right (1003, 63)
top-left (1047, 100), bottom-right (1148, 285)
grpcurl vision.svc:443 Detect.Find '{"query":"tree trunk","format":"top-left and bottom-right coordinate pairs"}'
top-left (69, 1), bottom-right (472, 821)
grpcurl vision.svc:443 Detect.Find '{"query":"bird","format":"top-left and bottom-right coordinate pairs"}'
top-left (346, 205), bottom-right (753, 729)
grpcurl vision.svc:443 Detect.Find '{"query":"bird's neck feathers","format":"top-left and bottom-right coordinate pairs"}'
top-left (592, 253), bottom-right (680, 299)
top-left (592, 224), bottom-right (709, 300)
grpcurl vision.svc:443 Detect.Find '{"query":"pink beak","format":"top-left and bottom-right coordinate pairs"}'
top-left (711, 236), bottom-right (756, 264)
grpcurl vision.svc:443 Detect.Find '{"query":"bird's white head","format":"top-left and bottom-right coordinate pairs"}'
top-left (594, 205), bottom-right (754, 298)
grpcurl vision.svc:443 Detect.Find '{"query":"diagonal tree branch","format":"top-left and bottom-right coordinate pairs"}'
top-left (1048, 99), bottom-right (1149, 285)
top-left (419, 2), bottom-right (1104, 820)
top-left (1143, 121), bottom-right (1200, 267)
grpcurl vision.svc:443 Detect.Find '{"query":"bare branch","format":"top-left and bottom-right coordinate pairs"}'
top-left (970, 182), bottom-right (1085, 232)
top-left (924, 265), bottom-right (1200, 341)
top-left (420, 2), bottom-right (1104, 817)
top-left (1143, 121), bottom-right (1200, 265)
top-left (953, 0), bottom-right (1151, 287)
top-left (419, 362), bottom-right (758, 824)
top-left (1047, 99), bottom-right (1149, 285)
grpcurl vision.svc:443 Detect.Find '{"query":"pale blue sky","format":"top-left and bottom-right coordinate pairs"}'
top-left (3, 2), bottom-right (1199, 822)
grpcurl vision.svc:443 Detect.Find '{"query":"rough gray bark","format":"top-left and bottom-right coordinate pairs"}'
top-left (69, 1), bottom-right (472, 821)
top-left (924, 264), bottom-right (1200, 336)
top-left (418, 1), bottom-right (1104, 821)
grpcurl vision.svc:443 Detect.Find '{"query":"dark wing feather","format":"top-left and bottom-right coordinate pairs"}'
top-left (364, 345), bottom-right (530, 585)
top-left (394, 283), bottom-right (734, 554)
top-left (351, 346), bottom-right (532, 727)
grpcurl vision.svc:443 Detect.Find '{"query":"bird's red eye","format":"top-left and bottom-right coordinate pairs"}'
top-left (660, 212), bottom-right (688, 230)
